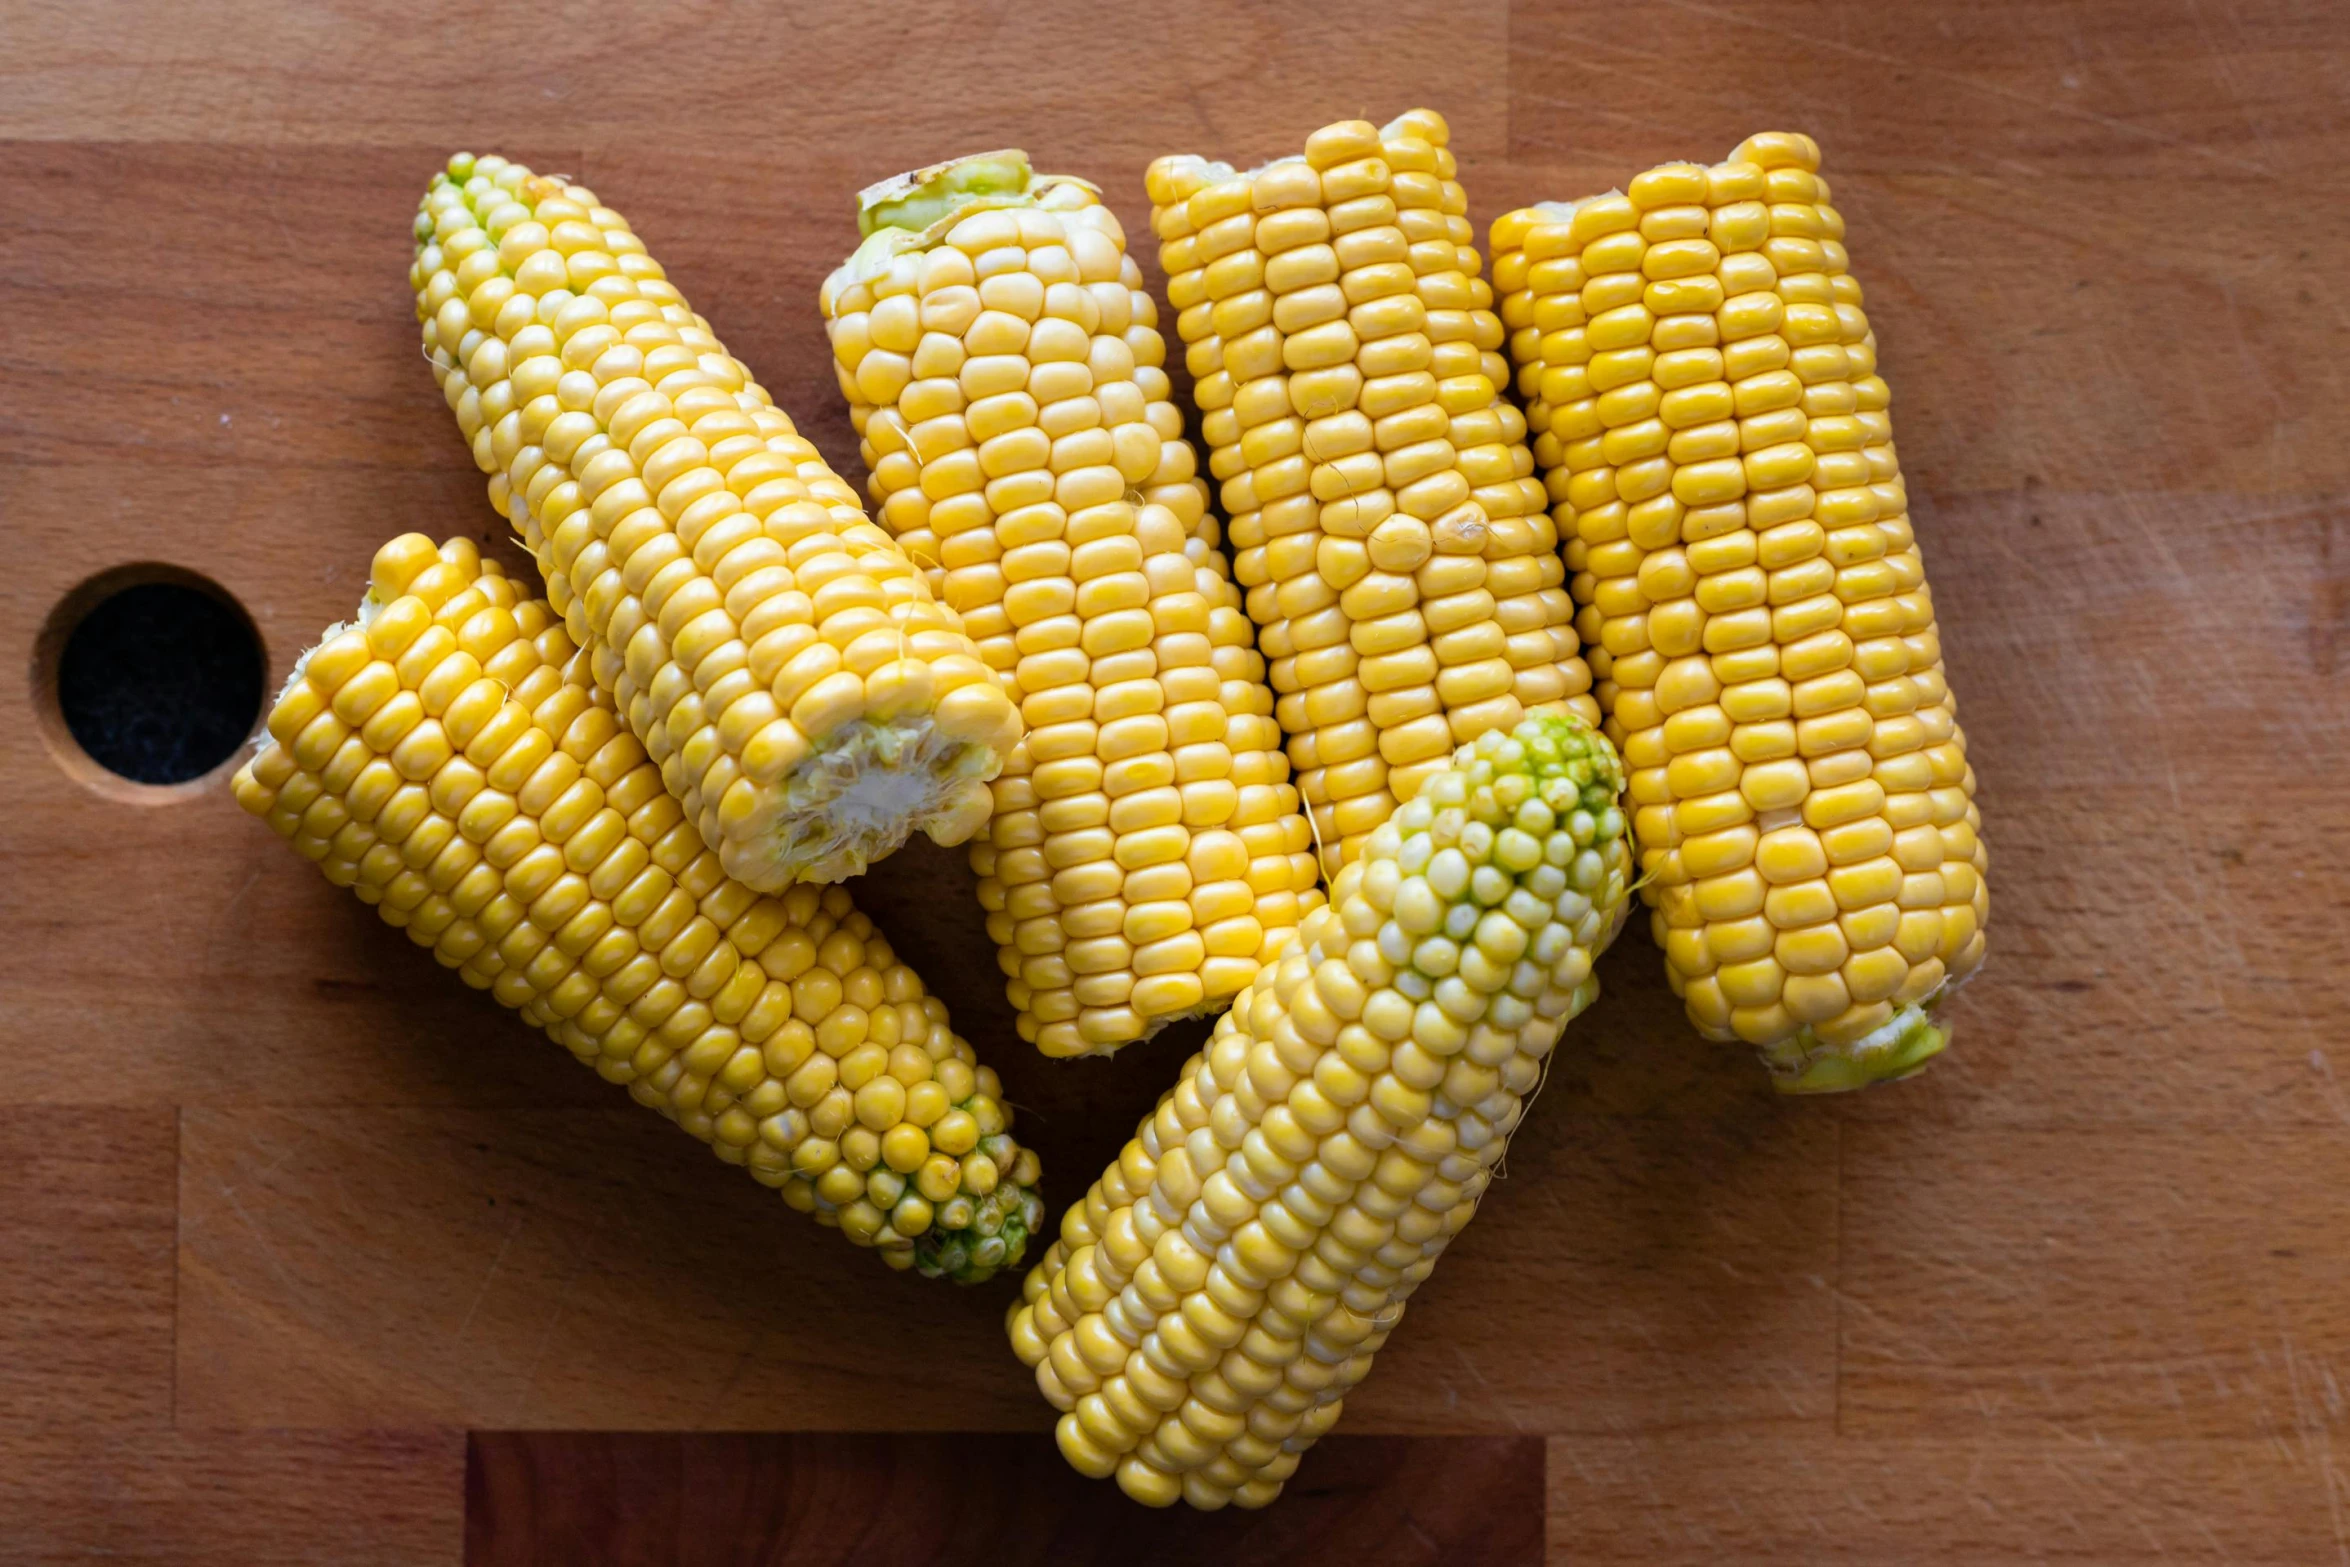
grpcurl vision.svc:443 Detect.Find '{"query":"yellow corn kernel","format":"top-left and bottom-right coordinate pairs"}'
top-left (822, 151), bottom-right (1326, 1056)
top-left (1148, 111), bottom-right (1597, 874)
top-left (1491, 132), bottom-right (1983, 1092)
top-left (1009, 715), bottom-right (1632, 1509)
top-left (234, 533), bottom-right (1041, 1282)
top-left (413, 153), bottom-right (1022, 892)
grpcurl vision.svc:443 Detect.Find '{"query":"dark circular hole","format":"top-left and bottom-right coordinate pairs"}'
top-left (54, 579), bottom-right (265, 786)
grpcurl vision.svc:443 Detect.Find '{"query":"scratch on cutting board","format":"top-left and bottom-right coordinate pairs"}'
top-left (183, 1120), bottom-right (304, 1242)
top-left (1835, 1283), bottom-right (1947, 1368)
top-left (246, 1129), bottom-right (308, 1190)
top-left (1761, 1360), bottom-right (1814, 1421)
top-left (202, 866), bottom-right (264, 972)
top-left (2184, 0), bottom-right (2278, 167)
top-left (2310, 1052), bottom-right (2350, 1130)
top-left (2279, 1331), bottom-right (2350, 1563)
top-left (452, 1212), bottom-right (523, 1342)
top-left (1452, 1344), bottom-right (1526, 1430)
top-left (505, 1246), bottom-right (581, 1423)
top-left (2155, 750), bottom-right (2237, 1021)
top-left (2045, 1442), bottom-right (2171, 1557)
top-left (2212, 276), bottom-right (2285, 427)
top-left (217, 1183), bottom-right (303, 1301)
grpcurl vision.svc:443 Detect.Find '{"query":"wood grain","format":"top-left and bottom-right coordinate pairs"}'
top-left (1840, 1126), bottom-right (2350, 1440)
top-left (0, 3), bottom-right (1518, 163)
top-left (465, 1431), bottom-right (1543, 1566)
top-left (0, 1430), bottom-right (462, 1565)
top-left (174, 1105), bottom-right (1044, 1432)
top-left (0, 1111), bottom-right (176, 1429)
top-left (3, 0), bottom-right (2345, 1561)
top-left (1544, 1434), bottom-right (2344, 1563)
top-left (170, 1101), bottom-right (1839, 1435)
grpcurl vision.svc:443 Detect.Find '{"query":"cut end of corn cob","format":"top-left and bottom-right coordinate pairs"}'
top-left (1007, 713), bottom-right (1631, 1508)
top-left (411, 153), bottom-right (1022, 892)
top-left (1489, 133), bottom-right (1987, 1092)
top-left (1144, 109), bottom-right (1600, 875)
top-left (822, 152), bottom-right (1326, 1056)
top-left (232, 533), bottom-right (1043, 1281)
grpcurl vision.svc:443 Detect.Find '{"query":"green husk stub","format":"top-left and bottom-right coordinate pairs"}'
top-left (1766, 1004), bottom-right (1949, 1095)
top-left (826, 150), bottom-right (1102, 303)
top-left (858, 149), bottom-right (1036, 237)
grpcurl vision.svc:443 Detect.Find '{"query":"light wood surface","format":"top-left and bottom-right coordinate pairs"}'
top-left (3, 1), bottom-right (2346, 1560)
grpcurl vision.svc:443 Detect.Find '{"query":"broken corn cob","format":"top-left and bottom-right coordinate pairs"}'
top-left (1009, 713), bottom-right (1631, 1507)
top-left (1146, 109), bottom-right (1598, 872)
top-left (1490, 133), bottom-right (1987, 1091)
top-left (412, 153), bottom-right (1022, 891)
top-left (821, 151), bottom-right (1325, 1057)
top-left (231, 534), bottom-right (1043, 1280)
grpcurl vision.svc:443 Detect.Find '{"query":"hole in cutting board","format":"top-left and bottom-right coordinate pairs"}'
top-left (35, 566), bottom-right (266, 798)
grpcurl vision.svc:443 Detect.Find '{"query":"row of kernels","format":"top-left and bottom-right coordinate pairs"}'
top-left (415, 154), bottom-right (1019, 890)
top-left (1007, 718), bottom-right (1631, 1506)
top-left (826, 187), bottom-right (1323, 1053)
top-left (1148, 113), bottom-right (1594, 872)
top-left (836, 202), bottom-right (1166, 589)
top-left (238, 538), bottom-right (1041, 1280)
top-left (1489, 136), bottom-right (1985, 1058)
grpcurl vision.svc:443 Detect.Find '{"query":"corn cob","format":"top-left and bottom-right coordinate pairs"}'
top-left (1489, 134), bottom-right (1987, 1092)
top-left (231, 534), bottom-right (1043, 1280)
top-left (1008, 713), bottom-right (1631, 1507)
top-left (1145, 109), bottom-right (1598, 873)
top-left (819, 152), bottom-right (1325, 1057)
top-left (411, 153), bottom-right (1023, 892)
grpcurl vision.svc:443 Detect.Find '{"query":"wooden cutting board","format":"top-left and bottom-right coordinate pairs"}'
top-left (4, 1), bottom-right (2347, 1560)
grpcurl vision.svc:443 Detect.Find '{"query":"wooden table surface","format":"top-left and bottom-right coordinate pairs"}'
top-left (5, 2), bottom-right (2347, 1561)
